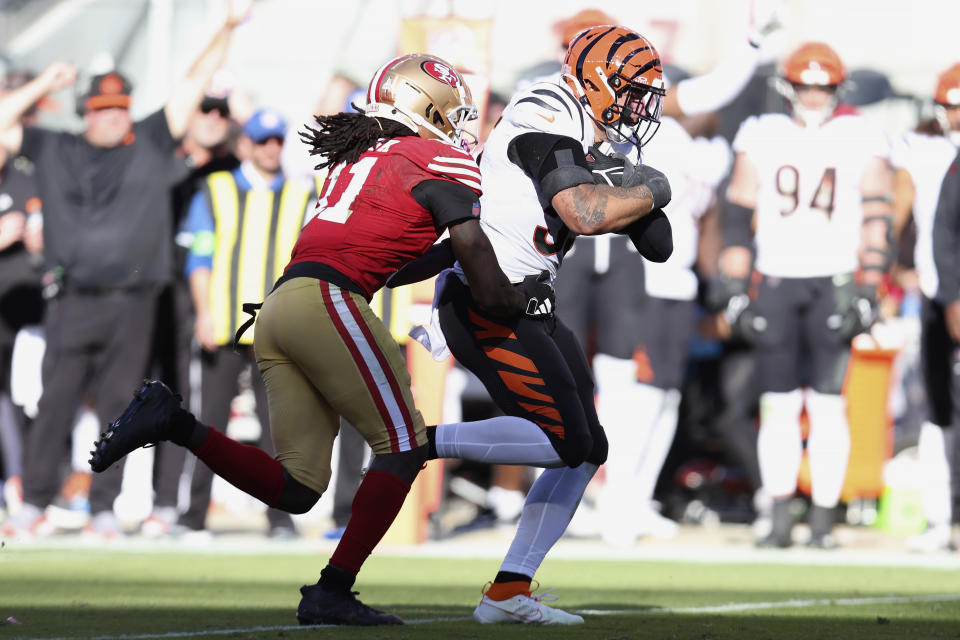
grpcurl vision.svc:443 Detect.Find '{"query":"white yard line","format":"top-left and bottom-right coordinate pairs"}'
top-left (14, 593), bottom-right (960, 640)
top-left (579, 592), bottom-right (960, 615)
top-left (6, 536), bottom-right (960, 570)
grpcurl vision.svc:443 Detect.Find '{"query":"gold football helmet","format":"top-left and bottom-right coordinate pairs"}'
top-left (363, 53), bottom-right (477, 147)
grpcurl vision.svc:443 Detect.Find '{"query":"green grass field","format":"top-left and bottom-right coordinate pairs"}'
top-left (1, 546), bottom-right (959, 639)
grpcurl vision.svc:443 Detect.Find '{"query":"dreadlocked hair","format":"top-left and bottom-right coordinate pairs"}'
top-left (299, 111), bottom-right (417, 170)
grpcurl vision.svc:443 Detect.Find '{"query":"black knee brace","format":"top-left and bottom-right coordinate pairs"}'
top-left (368, 445), bottom-right (430, 484)
top-left (274, 468), bottom-right (321, 514)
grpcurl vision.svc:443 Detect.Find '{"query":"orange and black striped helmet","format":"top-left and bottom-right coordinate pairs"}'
top-left (935, 63), bottom-right (960, 106)
top-left (561, 25), bottom-right (665, 148)
top-left (781, 42), bottom-right (846, 87)
top-left (934, 63), bottom-right (960, 144)
top-left (775, 42), bottom-right (845, 127)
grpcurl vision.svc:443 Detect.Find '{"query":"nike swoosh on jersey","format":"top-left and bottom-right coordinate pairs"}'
top-left (537, 113), bottom-right (555, 123)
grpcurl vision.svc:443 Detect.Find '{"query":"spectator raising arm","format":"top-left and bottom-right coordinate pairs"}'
top-left (0, 62), bottom-right (76, 154)
top-left (164, 2), bottom-right (249, 139)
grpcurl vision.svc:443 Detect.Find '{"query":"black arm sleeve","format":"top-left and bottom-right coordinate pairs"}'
top-left (507, 132), bottom-right (594, 206)
top-left (933, 153), bottom-right (960, 304)
top-left (722, 201), bottom-right (755, 249)
top-left (137, 108), bottom-right (179, 150)
top-left (18, 126), bottom-right (52, 162)
top-left (411, 179), bottom-right (479, 231)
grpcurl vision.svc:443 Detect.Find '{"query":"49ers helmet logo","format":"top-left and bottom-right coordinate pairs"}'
top-left (421, 60), bottom-right (459, 87)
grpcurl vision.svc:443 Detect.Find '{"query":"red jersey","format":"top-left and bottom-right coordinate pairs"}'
top-left (288, 136), bottom-right (481, 298)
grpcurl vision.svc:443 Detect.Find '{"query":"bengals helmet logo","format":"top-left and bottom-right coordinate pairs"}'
top-left (100, 74), bottom-right (124, 95)
top-left (421, 60), bottom-right (459, 87)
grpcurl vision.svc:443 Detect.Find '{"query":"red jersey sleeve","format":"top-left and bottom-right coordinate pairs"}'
top-left (399, 138), bottom-right (482, 196)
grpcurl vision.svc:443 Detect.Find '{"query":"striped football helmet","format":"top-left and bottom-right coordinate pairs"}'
top-left (561, 25), bottom-right (665, 148)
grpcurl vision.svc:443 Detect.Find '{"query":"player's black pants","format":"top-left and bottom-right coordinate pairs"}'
top-left (438, 273), bottom-right (607, 468)
top-left (23, 289), bottom-right (157, 514)
top-left (149, 280), bottom-right (193, 511)
top-left (920, 296), bottom-right (960, 520)
top-left (177, 345), bottom-right (294, 532)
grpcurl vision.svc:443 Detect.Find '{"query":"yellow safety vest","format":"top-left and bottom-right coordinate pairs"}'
top-left (205, 171), bottom-right (314, 345)
top-left (369, 285), bottom-right (415, 345)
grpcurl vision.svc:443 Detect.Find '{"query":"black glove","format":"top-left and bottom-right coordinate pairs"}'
top-left (587, 145), bottom-right (671, 209)
top-left (637, 164), bottom-right (671, 210)
top-left (829, 282), bottom-right (877, 341)
top-left (588, 145), bottom-right (628, 186)
top-left (386, 238), bottom-right (454, 288)
top-left (724, 294), bottom-right (767, 343)
top-left (519, 270), bottom-right (556, 318)
top-left (707, 275), bottom-right (766, 342)
top-left (706, 275), bottom-right (749, 312)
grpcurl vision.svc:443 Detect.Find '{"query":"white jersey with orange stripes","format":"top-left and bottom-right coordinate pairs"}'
top-left (641, 116), bottom-right (731, 300)
top-left (889, 131), bottom-right (957, 299)
top-left (733, 112), bottom-right (890, 278)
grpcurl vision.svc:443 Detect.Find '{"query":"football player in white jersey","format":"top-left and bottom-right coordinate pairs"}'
top-left (891, 63), bottom-right (960, 552)
top-left (578, 115), bottom-right (732, 545)
top-left (545, 7), bottom-right (779, 544)
top-left (715, 42), bottom-right (893, 548)
top-left (390, 25), bottom-right (672, 624)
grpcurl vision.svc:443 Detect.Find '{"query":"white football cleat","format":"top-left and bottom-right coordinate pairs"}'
top-left (473, 583), bottom-right (583, 625)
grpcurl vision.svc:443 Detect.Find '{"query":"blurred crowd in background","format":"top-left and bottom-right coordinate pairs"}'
top-left (0, 0), bottom-right (958, 552)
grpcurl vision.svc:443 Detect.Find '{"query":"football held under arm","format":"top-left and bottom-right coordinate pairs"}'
top-left (509, 132), bottom-right (666, 235)
top-left (587, 144), bottom-right (673, 262)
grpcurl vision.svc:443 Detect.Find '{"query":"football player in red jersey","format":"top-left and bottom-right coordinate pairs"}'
top-left (89, 53), bottom-right (555, 626)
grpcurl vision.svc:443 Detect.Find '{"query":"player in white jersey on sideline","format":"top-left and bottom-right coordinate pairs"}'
top-left (891, 63), bottom-right (960, 552)
top-left (585, 114), bottom-right (731, 545)
top-left (389, 25), bottom-right (672, 624)
top-left (548, 6), bottom-right (780, 543)
top-left (714, 42), bottom-right (893, 548)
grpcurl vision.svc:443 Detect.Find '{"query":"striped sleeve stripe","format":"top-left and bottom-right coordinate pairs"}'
top-left (531, 88), bottom-right (573, 118)
top-left (430, 155), bottom-right (478, 167)
top-left (320, 282), bottom-right (417, 452)
top-left (544, 84), bottom-right (585, 133)
top-left (426, 164), bottom-right (481, 190)
top-left (427, 163), bottom-right (480, 178)
top-left (338, 288), bottom-right (419, 449)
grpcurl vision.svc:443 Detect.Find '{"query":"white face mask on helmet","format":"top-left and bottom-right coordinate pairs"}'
top-left (934, 105), bottom-right (960, 146)
top-left (776, 42), bottom-right (846, 128)
top-left (772, 78), bottom-right (840, 128)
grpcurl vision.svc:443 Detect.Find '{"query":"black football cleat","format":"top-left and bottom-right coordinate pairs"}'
top-left (296, 583), bottom-right (404, 626)
top-left (806, 532), bottom-right (839, 550)
top-left (755, 531), bottom-right (793, 549)
top-left (89, 380), bottom-right (183, 473)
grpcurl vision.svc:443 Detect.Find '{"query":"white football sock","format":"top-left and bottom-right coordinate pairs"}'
top-left (804, 390), bottom-right (850, 509)
top-left (593, 354), bottom-right (665, 533)
top-left (487, 486), bottom-right (526, 521)
top-left (434, 416), bottom-right (563, 467)
top-left (634, 388), bottom-right (680, 504)
top-left (917, 420), bottom-right (952, 527)
top-left (499, 463), bottom-right (597, 578)
top-left (757, 389), bottom-right (804, 497)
